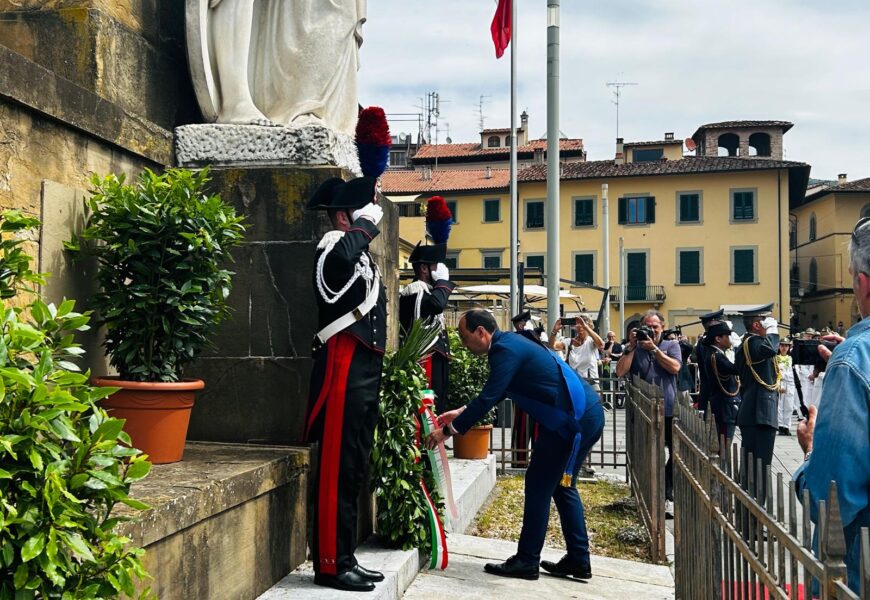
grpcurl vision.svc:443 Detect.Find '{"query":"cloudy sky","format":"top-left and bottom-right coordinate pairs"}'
top-left (358, 0), bottom-right (870, 180)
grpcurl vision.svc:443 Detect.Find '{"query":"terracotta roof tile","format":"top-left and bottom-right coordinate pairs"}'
top-left (518, 156), bottom-right (809, 182)
top-left (805, 176), bottom-right (870, 201)
top-left (623, 139), bottom-right (683, 147)
top-left (692, 120), bottom-right (794, 139)
top-left (381, 168), bottom-right (510, 194)
top-left (412, 138), bottom-right (583, 160)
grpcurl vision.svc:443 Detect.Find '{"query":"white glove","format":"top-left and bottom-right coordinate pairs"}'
top-left (431, 263), bottom-right (449, 282)
top-left (761, 317), bottom-right (778, 335)
top-left (352, 202), bottom-right (383, 226)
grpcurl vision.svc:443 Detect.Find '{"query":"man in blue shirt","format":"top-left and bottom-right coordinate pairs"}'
top-left (425, 309), bottom-right (605, 581)
top-left (794, 216), bottom-right (870, 595)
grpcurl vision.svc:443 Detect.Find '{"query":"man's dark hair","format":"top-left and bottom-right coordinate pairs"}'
top-left (642, 309), bottom-right (665, 326)
top-left (463, 309), bottom-right (498, 334)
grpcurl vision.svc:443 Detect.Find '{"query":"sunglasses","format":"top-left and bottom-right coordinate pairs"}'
top-left (852, 217), bottom-right (870, 246)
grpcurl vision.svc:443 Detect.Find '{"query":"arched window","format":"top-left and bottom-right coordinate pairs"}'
top-left (748, 132), bottom-right (772, 157)
top-left (809, 258), bottom-right (818, 292)
top-left (809, 213), bottom-right (817, 242)
top-left (861, 203), bottom-right (870, 219)
top-left (487, 136), bottom-right (500, 148)
top-left (717, 133), bottom-right (739, 157)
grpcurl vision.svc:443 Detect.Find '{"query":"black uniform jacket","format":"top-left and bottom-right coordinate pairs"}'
top-left (708, 346), bottom-right (741, 425)
top-left (398, 279), bottom-right (456, 357)
top-left (735, 333), bottom-right (780, 428)
top-left (313, 218), bottom-right (387, 353)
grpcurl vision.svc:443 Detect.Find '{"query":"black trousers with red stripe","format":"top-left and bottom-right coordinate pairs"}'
top-left (305, 333), bottom-right (383, 576)
top-left (421, 353), bottom-right (450, 415)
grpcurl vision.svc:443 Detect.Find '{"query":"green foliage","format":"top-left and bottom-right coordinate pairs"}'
top-left (0, 210), bottom-right (45, 300)
top-left (446, 328), bottom-right (495, 426)
top-left (0, 214), bottom-right (151, 598)
top-left (66, 168), bottom-right (246, 382)
top-left (371, 319), bottom-right (443, 553)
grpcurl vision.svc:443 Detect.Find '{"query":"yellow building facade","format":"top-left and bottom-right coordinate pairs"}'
top-left (789, 177), bottom-right (870, 331)
top-left (384, 121), bottom-right (810, 339)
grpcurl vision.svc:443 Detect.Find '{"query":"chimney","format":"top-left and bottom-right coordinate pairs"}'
top-left (533, 147), bottom-right (544, 165)
top-left (664, 132), bottom-right (674, 141)
top-left (419, 166), bottom-right (432, 181)
top-left (615, 137), bottom-right (625, 165)
top-left (838, 173), bottom-right (848, 185)
top-left (484, 166), bottom-right (492, 179)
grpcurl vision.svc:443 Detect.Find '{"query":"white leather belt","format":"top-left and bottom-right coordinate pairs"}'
top-left (313, 270), bottom-right (380, 349)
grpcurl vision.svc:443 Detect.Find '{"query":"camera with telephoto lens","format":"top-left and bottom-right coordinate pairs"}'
top-left (635, 325), bottom-right (655, 342)
top-left (791, 338), bottom-right (838, 370)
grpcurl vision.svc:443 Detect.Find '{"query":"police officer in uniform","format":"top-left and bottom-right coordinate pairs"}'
top-left (704, 321), bottom-right (741, 458)
top-left (734, 303), bottom-right (780, 501)
top-left (304, 176), bottom-right (387, 592)
top-left (399, 242), bottom-right (456, 413)
top-left (693, 309), bottom-right (725, 413)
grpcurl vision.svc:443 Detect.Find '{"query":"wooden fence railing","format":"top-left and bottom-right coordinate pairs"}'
top-left (625, 375), bottom-right (667, 563)
top-left (673, 392), bottom-right (870, 599)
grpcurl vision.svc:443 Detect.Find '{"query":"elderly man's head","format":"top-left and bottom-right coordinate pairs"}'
top-left (641, 310), bottom-right (666, 343)
top-left (850, 217), bottom-right (870, 320)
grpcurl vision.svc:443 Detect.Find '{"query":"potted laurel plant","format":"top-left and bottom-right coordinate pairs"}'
top-left (67, 168), bottom-right (246, 464)
top-left (446, 328), bottom-right (495, 459)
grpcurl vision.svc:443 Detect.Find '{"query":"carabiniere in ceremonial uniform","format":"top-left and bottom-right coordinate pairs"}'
top-left (303, 176), bottom-right (387, 593)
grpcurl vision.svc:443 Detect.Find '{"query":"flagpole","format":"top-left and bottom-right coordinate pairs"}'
top-left (509, 0), bottom-right (519, 318)
top-left (546, 0), bottom-right (560, 324)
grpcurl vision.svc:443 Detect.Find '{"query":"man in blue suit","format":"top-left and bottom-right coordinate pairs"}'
top-left (425, 309), bottom-right (605, 581)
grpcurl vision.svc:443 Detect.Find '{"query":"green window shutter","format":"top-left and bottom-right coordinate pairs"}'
top-left (679, 251), bottom-right (700, 284)
top-left (574, 254), bottom-right (594, 284)
top-left (484, 200), bottom-right (500, 222)
top-left (680, 194), bottom-right (699, 222)
top-left (646, 197), bottom-right (656, 223)
top-left (733, 249), bottom-right (754, 283)
top-left (526, 256), bottom-right (544, 271)
top-left (618, 197), bottom-right (627, 224)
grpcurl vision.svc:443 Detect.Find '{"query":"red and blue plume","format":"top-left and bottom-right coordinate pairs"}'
top-left (426, 196), bottom-right (453, 244)
top-left (356, 107), bottom-right (391, 178)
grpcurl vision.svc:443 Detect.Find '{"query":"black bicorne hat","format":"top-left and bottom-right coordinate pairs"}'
top-left (511, 309), bottom-right (531, 324)
top-left (704, 321), bottom-right (733, 343)
top-left (306, 176), bottom-right (378, 211)
top-left (409, 242), bottom-right (447, 264)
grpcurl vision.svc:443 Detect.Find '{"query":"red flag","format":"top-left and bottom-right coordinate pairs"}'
top-left (491, 0), bottom-right (511, 59)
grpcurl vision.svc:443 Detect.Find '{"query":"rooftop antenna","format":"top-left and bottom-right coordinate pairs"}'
top-left (606, 77), bottom-right (638, 140)
top-left (476, 94), bottom-right (491, 132)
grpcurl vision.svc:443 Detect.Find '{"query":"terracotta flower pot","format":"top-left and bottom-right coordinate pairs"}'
top-left (92, 377), bottom-right (204, 464)
top-left (453, 424), bottom-right (493, 460)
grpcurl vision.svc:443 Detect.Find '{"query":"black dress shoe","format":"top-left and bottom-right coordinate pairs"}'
top-left (483, 556), bottom-right (539, 580)
top-left (778, 427), bottom-right (791, 436)
top-left (541, 555), bottom-right (592, 580)
top-left (353, 564), bottom-right (385, 582)
top-left (313, 570), bottom-right (376, 592)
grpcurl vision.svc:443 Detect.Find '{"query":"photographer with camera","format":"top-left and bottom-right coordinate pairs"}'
top-left (566, 315), bottom-right (605, 395)
top-left (616, 310), bottom-right (682, 517)
top-left (792, 217), bottom-right (870, 595)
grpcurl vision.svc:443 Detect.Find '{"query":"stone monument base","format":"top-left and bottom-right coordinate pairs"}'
top-left (117, 442), bottom-right (309, 600)
top-left (174, 123), bottom-right (361, 175)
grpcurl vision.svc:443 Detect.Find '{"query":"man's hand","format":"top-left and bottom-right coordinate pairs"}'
top-left (436, 408), bottom-right (463, 427)
top-left (431, 263), bottom-right (450, 282)
top-left (424, 428), bottom-right (449, 450)
top-left (761, 317), bottom-right (778, 335)
top-left (797, 404), bottom-right (816, 455)
top-left (818, 333), bottom-right (845, 363)
top-left (352, 202), bottom-right (383, 225)
top-left (638, 339), bottom-right (657, 353)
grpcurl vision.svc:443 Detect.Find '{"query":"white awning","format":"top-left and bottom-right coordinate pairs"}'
top-left (384, 194), bottom-right (421, 204)
top-left (457, 284), bottom-right (579, 300)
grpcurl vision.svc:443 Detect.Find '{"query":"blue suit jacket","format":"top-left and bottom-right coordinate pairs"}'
top-left (453, 330), bottom-right (599, 436)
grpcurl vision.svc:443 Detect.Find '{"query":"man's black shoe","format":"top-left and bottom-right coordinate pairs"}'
top-left (778, 427), bottom-right (791, 436)
top-left (541, 555), bottom-right (592, 580)
top-left (313, 570), bottom-right (376, 592)
top-left (483, 556), bottom-right (539, 580)
top-left (353, 564), bottom-right (385, 582)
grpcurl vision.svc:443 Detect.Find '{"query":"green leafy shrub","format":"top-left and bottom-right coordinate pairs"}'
top-left (371, 320), bottom-right (443, 553)
top-left (0, 212), bottom-right (152, 598)
top-left (66, 168), bottom-right (246, 382)
top-left (0, 210), bottom-right (45, 300)
top-left (446, 328), bottom-right (495, 426)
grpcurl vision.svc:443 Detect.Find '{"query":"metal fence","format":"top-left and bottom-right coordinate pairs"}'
top-left (625, 375), bottom-right (668, 563)
top-left (673, 392), bottom-right (870, 599)
top-left (489, 374), bottom-right (627, 473)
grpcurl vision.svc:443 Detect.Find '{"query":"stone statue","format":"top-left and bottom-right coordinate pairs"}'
top-left (186, 0), bottom-right (367, 136)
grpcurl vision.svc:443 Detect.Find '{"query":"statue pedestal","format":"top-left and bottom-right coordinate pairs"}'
top-left (175, 123), bottom-right (361, 175)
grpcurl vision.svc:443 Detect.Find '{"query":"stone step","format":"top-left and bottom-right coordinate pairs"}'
top-left (404, 533), bottom-right (675, 599)
top-left (258, 455), bottom-right (497, 599)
